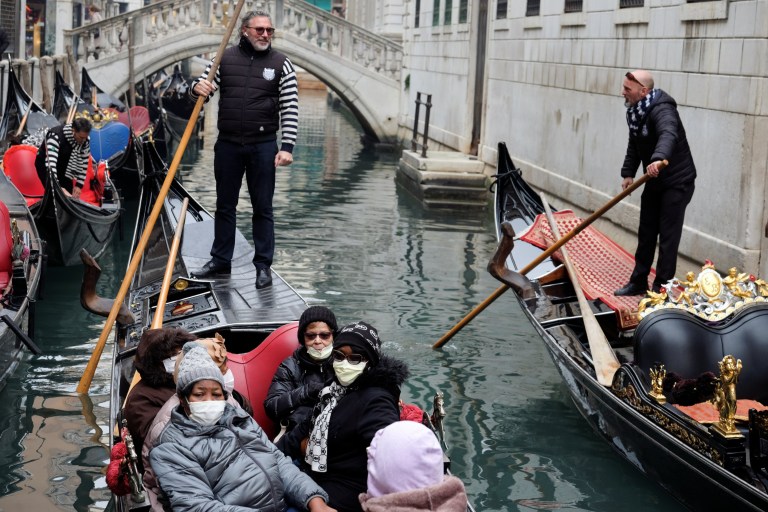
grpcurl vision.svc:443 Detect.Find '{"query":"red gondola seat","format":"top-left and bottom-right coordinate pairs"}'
top-left (2, 144), bottom-right (44, 207)
top-left (227, 322), bottom-right (300, 437)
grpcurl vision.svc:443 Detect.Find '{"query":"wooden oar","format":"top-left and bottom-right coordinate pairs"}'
top-left (76, 0), bottom-right (247, 394)
top-left (15, 102), bottom-right (33, 137)
top-left (151, 198), bottom-right (189, 329)
top-left (124, 198), bottom-right (190, 401)
top-left (433, 171), bottom-right (655, 349)
top-left (541, 193), bottom-right (620, 386)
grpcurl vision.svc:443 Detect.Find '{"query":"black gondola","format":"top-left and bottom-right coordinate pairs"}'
top-left (491, 141), bottom-right (768, 511)
top-left (0, 67), bottom-right (58, 147)
top-left (86, 144), bottom-right (470, 511)
top-left (0, 172), bottom-right (43, 390)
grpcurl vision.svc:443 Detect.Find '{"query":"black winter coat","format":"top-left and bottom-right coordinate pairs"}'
top-left (278, 355), bottom-right (409, 512)
top-left (621, 89), bottom-right (696, 189)
top-left (264, 347), bottom-right (332, 433)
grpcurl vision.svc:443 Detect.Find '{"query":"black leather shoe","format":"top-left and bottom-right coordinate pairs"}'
top-left (191, 260), bottom-right (231, 279)
top-left (614, 282), bottom-right (646, 296)
top-left (256, 268), bottom-right (273, 289)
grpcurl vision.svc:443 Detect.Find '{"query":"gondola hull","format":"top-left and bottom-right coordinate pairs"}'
top-left (0, 175), bottom-right (43, 390)
top-left (493, 142), bottom-right (768, 511)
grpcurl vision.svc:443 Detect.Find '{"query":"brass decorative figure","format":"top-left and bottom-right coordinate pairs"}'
top-left (648, 364), bottom-right (667, 404)
top-left (638, 288), bottom-right (667, 313)
top-left (711, 355), bottom-right (744, 439)
top-left (723, 267), bottom-right (751, 299)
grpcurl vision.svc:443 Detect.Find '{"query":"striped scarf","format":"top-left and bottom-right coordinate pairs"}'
top-left (626, 88), bottom-right (657, 137)
top-left (304, 381), bottom-right (347, 473)
top-left (61, 124), bottom-right (90, 185)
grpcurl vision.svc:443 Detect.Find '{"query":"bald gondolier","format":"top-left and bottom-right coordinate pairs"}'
top-left (190, 10), bottom-right (299, 289)
top-left (614, 69), bottom-right (696, 297)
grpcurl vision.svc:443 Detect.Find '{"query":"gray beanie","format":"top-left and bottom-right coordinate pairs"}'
top-left (176, 342), bottom-right (226, 395)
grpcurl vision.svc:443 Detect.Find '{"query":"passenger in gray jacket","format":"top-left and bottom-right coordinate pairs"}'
top-left (150, 342), bottom-right (336, 512)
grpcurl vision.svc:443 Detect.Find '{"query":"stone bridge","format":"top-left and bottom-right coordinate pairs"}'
top-left (64, 0), bottom-right (402, 143)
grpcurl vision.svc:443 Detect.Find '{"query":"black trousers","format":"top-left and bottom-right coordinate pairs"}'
top-left (629, 180), bottom-right (695, 290)
top-left (211, 139), bottom-right (277, 269)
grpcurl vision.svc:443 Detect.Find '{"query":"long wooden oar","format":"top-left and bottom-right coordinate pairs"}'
top-left (151, 198), bottom-right (189, 329)
top-left (76, 0), bottom-right (246, 394)
top-left (541, 193), bottom-right (620, 386)
top-left (123, 198), bottom-right (190, 401)
top-left (433, 172), bottom-right (653, 349)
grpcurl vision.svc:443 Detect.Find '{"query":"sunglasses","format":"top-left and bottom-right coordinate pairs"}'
top-left (625, 72), bottom-right (648, 89)
top-left (304, 331), bottom-right (332, 341)
top-left (332, 349), bottom-right (367, 365)
top-left (246, 26), bottom-right (275, 35)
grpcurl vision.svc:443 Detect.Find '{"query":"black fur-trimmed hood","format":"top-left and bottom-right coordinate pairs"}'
top-left (352, 354), bottom-right (409, 396)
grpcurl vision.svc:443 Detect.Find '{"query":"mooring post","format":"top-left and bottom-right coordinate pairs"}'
top-left (411, 92), bottom-right (422, 152)
top-left (421, 93), bottom-right (432, 158)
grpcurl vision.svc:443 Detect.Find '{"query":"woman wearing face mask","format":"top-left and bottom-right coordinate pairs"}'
top-left (124, 327), bottom-right (197, 471)
top-left (141, 339), bottom-right (247, 512)
top-left (265, 306), bottom-right (338, 437)
top-left (150, 342), bottom-right (337, 512)
top-left (278, 322), bottom-right (409, 512)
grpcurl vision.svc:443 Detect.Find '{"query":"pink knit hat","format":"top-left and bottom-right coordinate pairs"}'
top-left (366, 421), bottom-right (444, 497)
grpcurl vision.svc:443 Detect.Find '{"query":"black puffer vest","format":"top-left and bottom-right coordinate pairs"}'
top-left (217, 37), bottom-right (287, 144)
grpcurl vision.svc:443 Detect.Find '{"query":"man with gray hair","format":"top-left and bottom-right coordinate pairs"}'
top-left (191, 10), bottom-right (299, 289)
top-left (614, 69), bottom-right (696, 296)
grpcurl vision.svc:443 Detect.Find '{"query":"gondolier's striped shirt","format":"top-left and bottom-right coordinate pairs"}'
top-left (194, 52), bottom-right (299, 151)
top-left (43, 124), bottom-right (90, 187)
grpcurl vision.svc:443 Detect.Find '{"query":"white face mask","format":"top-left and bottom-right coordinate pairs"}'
top-left (162, 355), bottom-right (178, 374)
top-left (333, 360), bottom-right (367, 386)
top-left (223, 369), bottom-right (235, 393)
top-left (307, 344), bottom-right (334, 361)
top-left (188, 400), bottom-right (226, 426)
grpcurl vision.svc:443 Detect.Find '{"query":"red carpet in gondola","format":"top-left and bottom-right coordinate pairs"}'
top-left (519, 210), bottom-right (656, 329)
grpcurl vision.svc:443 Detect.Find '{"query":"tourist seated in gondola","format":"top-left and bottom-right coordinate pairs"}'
top-left (278, 322), bottom-right (409, 512)
top-left (123, 327), bottom-right (196, 469)
top-left (150, 342), bottom-right (336, 512)
top-left (265, 306), bottom-right (338, 440)
top-left (359, 421), bottom-right (468, 512)
top-left (34, 118), bottom-right (92, 198)
top-left (141, 338), bottom-right (250, 512)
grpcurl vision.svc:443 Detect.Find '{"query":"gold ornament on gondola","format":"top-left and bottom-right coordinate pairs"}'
top-left (710, 355), bottom-right (743, 439)
top-left (648, 364), bottom-right (667, 404)
top-left (638, 261), bottom-right (768, 321)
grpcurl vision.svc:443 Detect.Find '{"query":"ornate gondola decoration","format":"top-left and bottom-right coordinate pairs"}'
top-left (639, 261), bottom-right (768, 320)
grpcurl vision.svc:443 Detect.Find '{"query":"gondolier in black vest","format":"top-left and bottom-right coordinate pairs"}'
top-left (34, 118), bottom-right (92, 199)
top-left (614, 70), bottom-right (696, 297)
top-left (190, 10), bottom-right (299, 289)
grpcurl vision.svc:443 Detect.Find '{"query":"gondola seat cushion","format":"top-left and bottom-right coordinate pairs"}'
top-left (90, 122), bottom-right (130, 162)
top-left (226, 322), bottom-right (300, 438)
top-left (634, 305), bottom-right (768, 404)
top-left (0, 200), bottom-right (12, 291)
top-left (2, 144), bottom-right (44, 207)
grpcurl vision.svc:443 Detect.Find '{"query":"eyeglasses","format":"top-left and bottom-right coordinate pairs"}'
top-left (304, 331), bottom-right (332, 341)
top-left (246, 26), bottom-right (275, 35)
top-left (332, 350), bottom-right (367, 365)
top-left (625, 72), bottom-right (648, 89)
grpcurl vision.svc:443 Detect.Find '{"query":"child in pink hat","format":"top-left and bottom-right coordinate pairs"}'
top-left (359, 421), bottom-right (468, 511)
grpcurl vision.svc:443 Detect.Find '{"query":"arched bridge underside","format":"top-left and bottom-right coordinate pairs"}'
top-left (67, 0), bottom-right (402, 143)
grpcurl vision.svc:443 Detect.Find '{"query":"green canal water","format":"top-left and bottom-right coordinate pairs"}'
top-left (0, 90), bottom-right (685, 511)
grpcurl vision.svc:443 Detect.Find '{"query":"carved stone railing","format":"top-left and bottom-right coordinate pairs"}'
top-left (64, 0), bottom-right (402, 81)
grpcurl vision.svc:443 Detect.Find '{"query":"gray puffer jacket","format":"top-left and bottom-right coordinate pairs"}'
top-left (150, 403), bottom-right (328, 511)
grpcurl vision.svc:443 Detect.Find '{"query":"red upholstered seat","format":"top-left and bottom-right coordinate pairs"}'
top-left (2, 144), bottom-right (44, 207)
top-left (0, 200), bottom-right (13, 292)
top-left (227, 322), bottom-right (300, 437)
top-left (117, 106), bottom-right (151, 135)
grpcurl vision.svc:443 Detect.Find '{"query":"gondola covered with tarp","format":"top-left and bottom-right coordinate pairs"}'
top-left (0, 67), bottom-right (58, 147)
top-left (489, 141), bottom-right (768, 511)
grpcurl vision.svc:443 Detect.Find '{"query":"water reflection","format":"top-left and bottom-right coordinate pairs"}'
top-left (0, 89), bottom-right (685, 511)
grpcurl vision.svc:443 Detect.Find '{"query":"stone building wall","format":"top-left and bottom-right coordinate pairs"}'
top-left (402, 0), bottom-right (768, 276)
